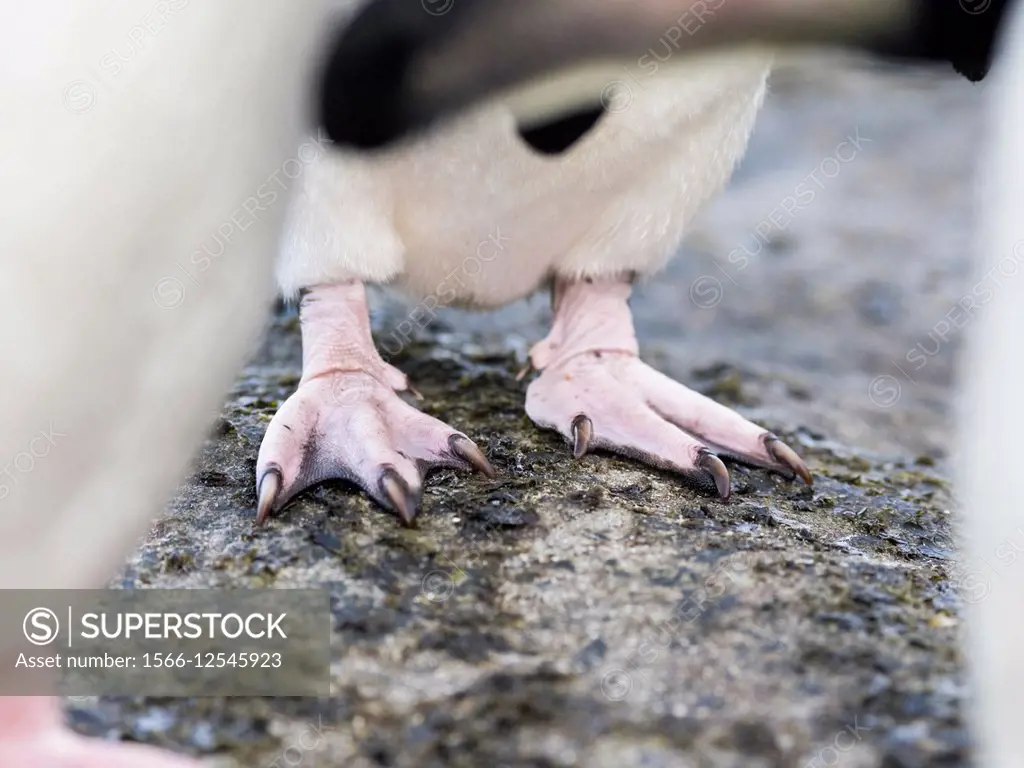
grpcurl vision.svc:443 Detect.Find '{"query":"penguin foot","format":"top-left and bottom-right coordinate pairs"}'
top-left (256, 371), bottom-right (494, 525)
top-left (0, 697), bottom-right (197, 767)
top-left (525, 276), bottom-right (812, 499)
top-left (255, 282), bottom-right (494, 525)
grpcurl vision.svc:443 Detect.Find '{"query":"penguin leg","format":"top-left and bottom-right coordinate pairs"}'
top-left (525, 276), bottom-right (811, 500)
top-left (255, 282), bottom-right (494, 525)
top-left (0, 696), bottom-right (195, 767)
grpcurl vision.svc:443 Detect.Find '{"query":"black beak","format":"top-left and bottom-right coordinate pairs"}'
top-left (317, 0), bottom-right (1009, 152)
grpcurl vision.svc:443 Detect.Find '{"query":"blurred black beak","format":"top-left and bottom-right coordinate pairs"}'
top-left (318, 0), bottom-right (1007, 152)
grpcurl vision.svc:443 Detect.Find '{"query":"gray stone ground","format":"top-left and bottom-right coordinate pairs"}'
top-left (67, 56), bottom-right (989, 766)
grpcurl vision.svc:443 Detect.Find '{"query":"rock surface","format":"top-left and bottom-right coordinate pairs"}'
top-left (68, 56), bottom-right (987, 767)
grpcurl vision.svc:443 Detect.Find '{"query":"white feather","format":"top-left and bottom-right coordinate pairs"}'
top-left (955, 1), bottom-right (1024, 765)
top-left (0, 0), bottom-right (332, 649)
top-left (277, 48), bottom-right (773, 306)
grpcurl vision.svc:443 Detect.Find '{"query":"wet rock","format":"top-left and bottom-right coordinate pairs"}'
top-left (70, 57), bottom-right (984, 768)
top-left (856, 280), bottom-right (904, 327)
top-left (470, 505), bottom-right (540, 528)
top-left (572, 638), bottom-right (607, 672)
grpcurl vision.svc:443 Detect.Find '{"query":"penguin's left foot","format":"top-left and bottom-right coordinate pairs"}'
top-left (525, 276), bottom-right (812, 500)
top-left (255, 282), bottom-right (494, 525)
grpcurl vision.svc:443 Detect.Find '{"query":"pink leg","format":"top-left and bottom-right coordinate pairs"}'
top-left (525, 276), bottom-right (811, 499)
top-left (256, 282), bottom-right (494, 525)
top-left (0, 697), bottom-right (195, 767)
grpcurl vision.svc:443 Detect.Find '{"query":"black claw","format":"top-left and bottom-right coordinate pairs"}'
top-left (255, 468), bottom-right (283, 525)
top-left (763, 434), bottom-right (813, 485)
top-left (571, 414), bottom-right (593, 459)
top-left (696, 450), bottom-right (731, 500)
top-left (449, 434), bottom-right (496, 478)
top-left (379, 468), bottom-right (420, 526)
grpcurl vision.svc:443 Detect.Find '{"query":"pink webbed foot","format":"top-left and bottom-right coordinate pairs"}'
top-left (256, 283), bottom-right (493, 525)
top-left (525, 277), bottom-right (811, 500)
top-left (0, 697), bottom-right (197, 767)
